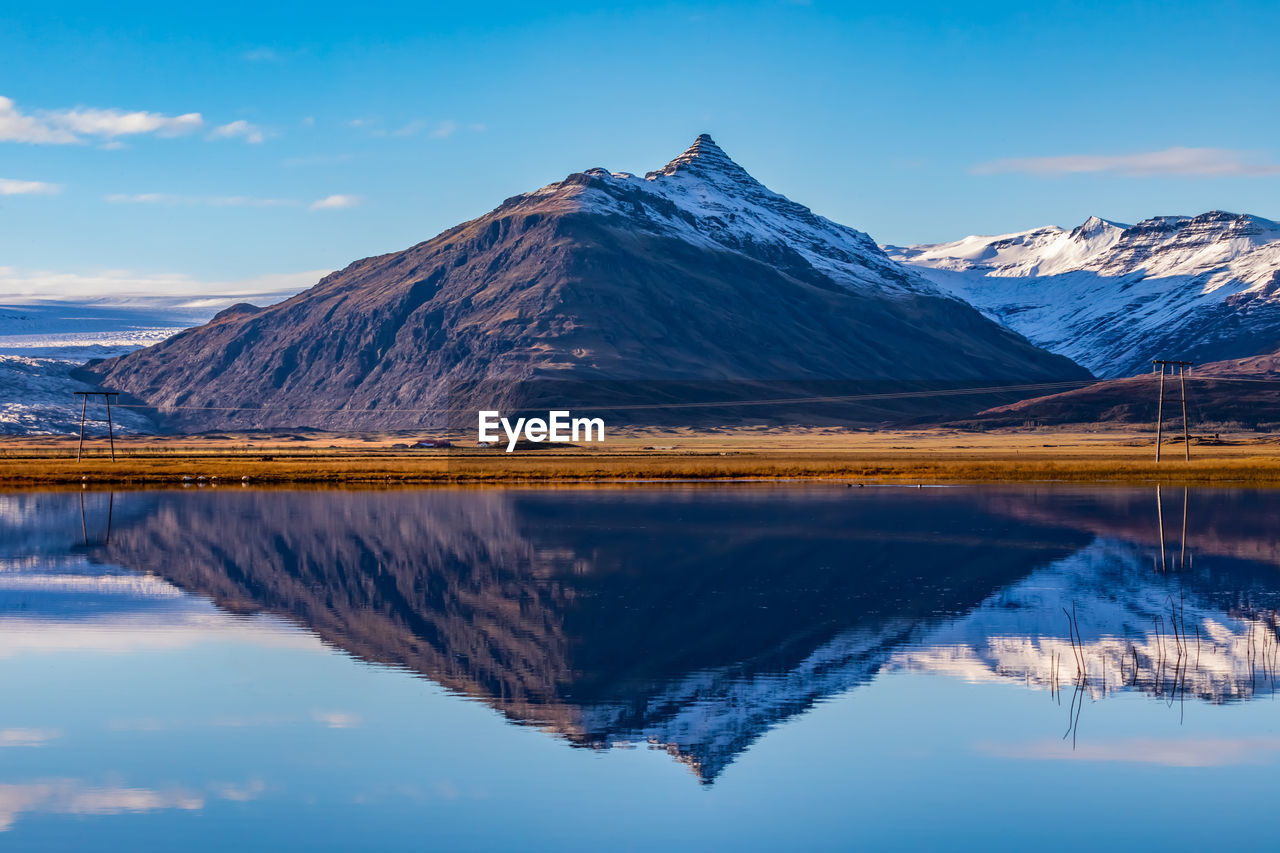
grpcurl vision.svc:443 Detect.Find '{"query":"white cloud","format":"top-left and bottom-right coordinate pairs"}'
top-left (973, 146), bottom-right (1280, 178)
top-left (429, 119), bottom-right (458, 139)
top-left (56, 106), bottom-right (202, 139)
top-left (208, 119), bottom-right (266, 144)
top-left (0, 266), bottom-right (329, 304)
top-left (0, 781), bottom-right (203, 832)
top-left (105, 193), bottom-right (295, 207)
top-left (0, 96), bottom-right (75, 143)
top-left (311, 711), bottom-right (361, 729)
top-left (350, 117), bottom-right (478, 139)
top-left (0, 729), bottom-right (60, 748)
top-left (309, 194), bottom-right (359, 210)
top-left (979, 736), bottom-right (1280, 767)
top-left (0, 178), bottom-right (60, 195)
top-left (0, 96), bottom-right (203, 145)
top-left (392, 119), bottom-right (427, 137)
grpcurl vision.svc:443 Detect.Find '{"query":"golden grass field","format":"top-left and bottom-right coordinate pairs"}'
top-left (3, 426), bottom-right (1280, 487)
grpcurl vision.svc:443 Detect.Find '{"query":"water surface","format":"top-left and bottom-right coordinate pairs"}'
top-left (3, 485), bottom-right (1278, 850)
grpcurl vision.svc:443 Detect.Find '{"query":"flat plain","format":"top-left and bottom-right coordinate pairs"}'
top-left (3, 427), bottom-right (1280, 487)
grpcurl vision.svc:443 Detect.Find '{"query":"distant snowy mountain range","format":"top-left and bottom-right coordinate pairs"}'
top-left (887, 211), bottom-right (1280, 377)
top-left (0, 294), bottom-right (304, 434)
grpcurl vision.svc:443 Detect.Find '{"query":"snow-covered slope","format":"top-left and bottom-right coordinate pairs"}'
top-left (565, 134), bottom-right (933, 295)
top-left (0, 304), bottom-right (188, 434)
top-left (0, 294), bottom-right (306, 434)
top-left (888, 211), bottom-right (1280, 377)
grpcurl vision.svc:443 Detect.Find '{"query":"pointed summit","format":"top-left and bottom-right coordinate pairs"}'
top-left (648, 133), bottom-right (751, 180)
top-left (1069, 215), bottom-right (1127, 242)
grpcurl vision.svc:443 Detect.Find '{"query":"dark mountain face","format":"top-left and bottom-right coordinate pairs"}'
top-left (88, 135), bottom-right (1087, 431)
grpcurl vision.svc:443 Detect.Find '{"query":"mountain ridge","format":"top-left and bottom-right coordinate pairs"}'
top-left (888, 210), bottom-right (1280, 377)
top-left (87, 135), bottom-right (1086, 431)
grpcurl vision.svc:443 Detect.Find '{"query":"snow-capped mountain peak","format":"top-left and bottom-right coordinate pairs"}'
top-left (1069, 214), bottom-right (1128, 242)
top-left (887, 210), bottom-right (1280, 376)
top-left (890, 214), bottom-right (1129, 279)
top-left (545, 134), bottom-right (937, 295)
top-left (647, 133), bottom-right (747, 181)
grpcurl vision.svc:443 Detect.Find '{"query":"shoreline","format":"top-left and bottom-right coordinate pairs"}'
top-left (4, 428), bottom-right (1280, 488)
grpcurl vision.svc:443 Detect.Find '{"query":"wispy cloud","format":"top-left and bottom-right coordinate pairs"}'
top-left (349, 117), bottom-right (479, 139)
top-left (243, 47), bottom-right (281, 62)
top-left (973, 147), bottom-right (1280, 178)
top-left (429, 119), bottom-right (458, 139)
top-left (282, 152), bottom-right (352, 167)
top-left (392, 119), bottom-right (428, 137)
top-left (311, 711), bottom-right (361, 729)
top-left (0, 95), bottom-right (202, 144)
top-left (208, 120), bottom-right (266, 144)
top-left (0, 178), bottom-right (60, 195)
top-left (309, 194), bottom-right (359, 210)
top-left (0, 781), bottom-right (203, 832)
top-left (210, 780), bottom-right (265, 802)
top-left (106, 192), bottom-right (294, 207)
top-left (0, 729), bottom-right (60, 748)
top-left (978, 736), bottom-right (1280, 767)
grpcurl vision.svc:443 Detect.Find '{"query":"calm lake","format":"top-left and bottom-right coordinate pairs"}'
top-left (2, 485), bottom-right (1278, 850)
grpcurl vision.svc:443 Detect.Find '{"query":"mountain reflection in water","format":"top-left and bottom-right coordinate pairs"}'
top-left (22, 486), bottom-right (1273, 783)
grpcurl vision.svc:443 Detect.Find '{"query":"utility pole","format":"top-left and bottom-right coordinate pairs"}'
top-left (74, 391), bottom-right (120, 462)
top-left (1151, 360), bottom-right (1193, 462)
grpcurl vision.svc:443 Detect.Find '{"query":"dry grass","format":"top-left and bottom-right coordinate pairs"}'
top-left (3, 426), bottom-right (1280, 488)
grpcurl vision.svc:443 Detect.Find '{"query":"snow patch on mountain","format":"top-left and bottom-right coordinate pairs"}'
top-left (0, 291), bottom-right (309, 434)
top-left (888, 211), bottom-right (1280, 377)
top-left (544, 134), bottom-right (940, 296)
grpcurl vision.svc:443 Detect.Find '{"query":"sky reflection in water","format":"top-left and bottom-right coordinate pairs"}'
top-left (2, 485), bottom-right (1278, 850)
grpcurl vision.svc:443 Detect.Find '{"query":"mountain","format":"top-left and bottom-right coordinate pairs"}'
top-left (957, 345), bottom-right (1280, 428)
top-left (86, 135), bottom-right (1086, 431)
top-left (887, 211), bottom-right (1280, 378)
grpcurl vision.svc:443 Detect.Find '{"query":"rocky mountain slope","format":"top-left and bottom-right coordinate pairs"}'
top-left (87, 135), bottom-right (1086, 431)
top-left (959, 345), bottom-right (1280, 428)
top-left (888, 212), bottom-right (1280, 377)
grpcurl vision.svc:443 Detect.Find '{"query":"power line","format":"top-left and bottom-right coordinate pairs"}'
top-left (95, 378), bottom-right (1102, 415)
top-left (68, 373), bottom-right (1280, 419)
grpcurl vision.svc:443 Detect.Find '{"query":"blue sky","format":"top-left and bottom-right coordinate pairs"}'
top-left (3, 0), bottom-right (1279, 297)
